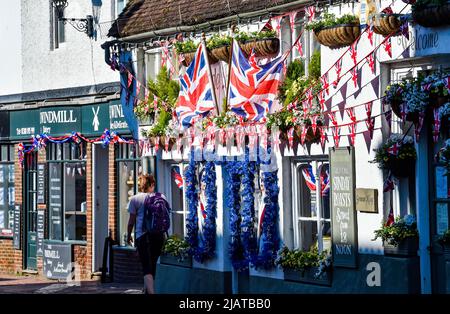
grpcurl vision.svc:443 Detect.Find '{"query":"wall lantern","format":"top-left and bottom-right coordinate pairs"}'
top-left (51, 0), bottom-right (94, 38)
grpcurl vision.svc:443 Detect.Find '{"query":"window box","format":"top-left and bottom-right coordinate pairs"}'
top-left (283, 267), bottom-right (332, 286)
top-left (383, 237), bottom-right (419, 257)
top-left (159, 254), bottom-right (192, 268)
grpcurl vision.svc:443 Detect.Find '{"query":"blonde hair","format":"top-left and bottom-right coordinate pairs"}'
top-left (138, 174), bottom-right (155, 192)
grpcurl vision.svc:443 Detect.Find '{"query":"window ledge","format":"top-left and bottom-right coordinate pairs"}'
top-left (44, 240), bottom-right (87, 246)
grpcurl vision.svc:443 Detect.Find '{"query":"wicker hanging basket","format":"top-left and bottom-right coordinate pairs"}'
top-left (372, 14), bottom-right (402, 36)
top-left (181, 50), bottom-right (218, 67)
top-left (314, 24), bottom-right (361, 49)
top-left (241, 38), bottom-right (280, 58)
top-left (412, 2), bottom-right (450, 28)
top-left (211, 45), bottom-right (232, 62)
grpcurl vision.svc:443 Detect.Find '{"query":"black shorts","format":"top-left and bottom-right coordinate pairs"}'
top-left (136, 232), bottom-right (165, 277)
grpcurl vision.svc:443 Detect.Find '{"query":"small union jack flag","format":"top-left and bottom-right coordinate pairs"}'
top-left (176, 42), bottom-right (216, 128)
top-left (172, 166), bottom-right (183, 189)
top-left (305, 6), bottom-right (315, 22)
top-left (385, 207), bottom-right (395, 226)
top-left (228, 40), bottom-right (287, 121)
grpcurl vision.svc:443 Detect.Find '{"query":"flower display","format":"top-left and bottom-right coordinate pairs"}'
top-left (436, 138), bottom-right (450, 175)
top-left (162, 234), bottom-right (191, 261)
top-left (275, 246), bottom-right (331, 272)
top-left (402, 79), bottom-right (428, 117)
top-left (373, 214), bottom-right (419, 246)
top-left (371, 134), bottom-right (416, 177)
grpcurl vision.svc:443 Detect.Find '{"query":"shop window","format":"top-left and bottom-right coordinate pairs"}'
top-left (47, 142), bottom-right (87, 241)
top-left (0, 144), bottom-right (15, 237)
top-left (116, 143), bottom-right (140, 246)
top-left (292, 160), bottom-right (331, 253)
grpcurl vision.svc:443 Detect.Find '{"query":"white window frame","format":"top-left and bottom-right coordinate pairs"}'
top-left (291, 159), bottom-right (331, 253)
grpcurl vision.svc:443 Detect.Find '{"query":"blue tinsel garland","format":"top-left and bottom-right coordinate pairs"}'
top-left (185, 150), bottom-right (218, 263)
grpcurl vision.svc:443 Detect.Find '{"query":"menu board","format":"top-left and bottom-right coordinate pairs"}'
top-left (329, 147), bottom-right (358, 268)
top-left (49, 164), bottom-right (62, 240)
top-left (43, 243), bottom-right (72, 280)
top-left (37, 210), bottom-right (45, 256)
top-left (37, 164), bottom-right (46, 204)
top-left (13, 205), bottom-right (21, 249)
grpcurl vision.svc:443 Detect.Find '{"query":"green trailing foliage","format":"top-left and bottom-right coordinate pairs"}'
top-left (373, 215), bottom-right (419, 246)
top-left (174, 40), bottom-right (198, 54)
top-left (275, 246), bottom-right (329, 271)
top-left (278, 59), bottom-right (305, 105)
top-left (308, 50), bottom-right (321, 80)
top-left (305, 13), bottom-right (360, 32)
top-left (162, 234), bottom-right (190, 261)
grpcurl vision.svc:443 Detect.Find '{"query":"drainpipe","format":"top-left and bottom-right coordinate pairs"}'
top-left (415, 125), bottom-right (431, 293)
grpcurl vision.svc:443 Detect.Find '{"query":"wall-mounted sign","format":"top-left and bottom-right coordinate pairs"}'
top-left (48, 164), bottom-right (62, 240)
top-left (37, 210), bottom-right (45, 257)
top-left (356, 189), bottom-right (378, 213)
top-left (40, 107), bottom-right (81, 136)
top-left (37, 164), bottom-right (46, 204)
top-left (329, 147), bottom-right (358, 268)
top-left (43, 242), bottom-right (72, 280)
top-left (412, 25), bottom-right (450, 58)
top-left (82, 101), bottom-right (129, 136)
top-left (10, 110), bottom-right (39, 140)
top-left (13, 205), bottom-right (21, 249)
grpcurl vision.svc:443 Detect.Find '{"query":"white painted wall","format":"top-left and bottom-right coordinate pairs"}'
top-left (20, 0), bottom-right (118, 93)
top-left (0, 0), bottom-right (22, 96)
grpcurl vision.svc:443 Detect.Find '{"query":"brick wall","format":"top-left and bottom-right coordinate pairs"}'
top-left (73, 244), bottom-right (89, 280)
top-left (108, 145), bottom-right (117, 242)
top-left (13, 143), bottom-right (23, 273)
top-left (0, 239), bottom-right (15, 273)
top-left (112, 247), bottom-right (142, 284)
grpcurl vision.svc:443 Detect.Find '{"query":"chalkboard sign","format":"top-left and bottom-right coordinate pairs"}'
top-left (49, 164), bottom-right (62, 239)
top-left (329, 147), bottom-right (358, 268)
top-left (13, 205), bottom-right (21, 249)
top-left (37, 210), bottom-right (45, 256)
top-left (43, 243), bottom-right (72, 280)
top-left (37, 164), bottom-right (46, 204)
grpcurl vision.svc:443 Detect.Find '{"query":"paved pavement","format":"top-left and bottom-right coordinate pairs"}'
top-left (0, 274), bottom-right (143, 294)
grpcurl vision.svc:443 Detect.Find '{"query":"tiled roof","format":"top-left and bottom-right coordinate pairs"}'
top-left (108, 0), bottom-right (304, 38)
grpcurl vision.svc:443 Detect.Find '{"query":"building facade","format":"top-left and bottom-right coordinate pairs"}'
top-left (0, 0), bottom-right (148, 280)
top-left (103, 0), bottom-right (450, 294)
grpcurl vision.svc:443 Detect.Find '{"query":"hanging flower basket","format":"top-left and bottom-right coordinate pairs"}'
top-left (294, 125), bottom-right (321, 145)
top-left (384, 237), bottom-right (419, 256)
top-left (283, 267), bottom-right (332, 286)
top-left (412, 1), bottom-right (450, 28)
top-left (182, 51), bottom-right (196, 67)
top-left (372, 14), bottom-right (402, 36)
top-left (314, 24), bottom-right (361, 49)
top-left (241, 38), bottom-right (280, 58)
top-left (159, 136), bottom-right (176, 151)
top-left (211, 45), bottom-right (232, 63)
top-left (387, 156), bottom-right (416, 178)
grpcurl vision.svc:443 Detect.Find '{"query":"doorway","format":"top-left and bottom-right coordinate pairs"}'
top-left (92, 144), bottom-right (109, 272)
top-left (23, 152), bottom-right (37, 270)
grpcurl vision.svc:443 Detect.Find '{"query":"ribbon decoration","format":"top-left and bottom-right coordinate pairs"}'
top-left (414, 112), bottom-right (426, 141)
top-left (367, 24), bottom-right (374, 46)
top-left (306, 88), bottom-right (314, 108)
top-left (383, 174), bottom-right (395, 192)
top-left (257, 124), bottom-right (268, 150)
top-left (365, 102), bottom-right (375, 139)
top-left (400, 15), bottom-right (409, 40)
top-left (350, 42), bottom-right (358, 66)
top-left (367, 52), bottom-right (375, 74)
top-left (176, 135), bottom-right (182, 153)
top-left (136, 81), bottom-right (141, 96)
top-left (144, 87), bottom-right (149, 102)
top-left (271, 15), bottom-right (283, 35)
top-left (154, 136), bottom-right (160, 152)
top-left (433, 108), bottom-right (441, 143)
top-left (288, 127), bottom-right (295, 149)
top-left (333, 59), bottom-right (342, 87)
top-left (127, 72), bottom-right (133, 88)
top-left (320, 128), bottom-right (327, 146)
top-left (235, 126), bottom-right (245, 151)
top-left (289, 11), bottom-right (298, 33)
top-left (332, 126), bottom-right (341, 148)
top-left (226, 127), bottom-right (235, 150)
top-left (318, 91), bottom-right (326, 111)
top-left (320, 73), bottom-right (330, 95)
top-left (351, 67), bottom-right (358, 88)
top-left (249, 125), bottom-right (258, 151)
top-left (383, 38), bottom-right (392, 58)
top-left (302, 101), bottom-right (309, 118)
top-left (272, 129), bottom-right (281, 152)
top-left (306, 6), bottom-right (315, 22)
top-left (300, 125), bottom-right (308, 146)
top-left (346, 108), bottom-right (357, 146)
top-left (310, 115), bottom-right (318, 134)
top-left (328, 111), bottom-right (338, 127)
top-left (164, 136), bottom-right (170, 152)
top-left (295, 40), bottom-right (304, 57)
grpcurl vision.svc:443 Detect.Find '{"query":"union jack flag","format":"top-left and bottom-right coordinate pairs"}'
top-left (176, 42), bottom-right (216, 128)
top-left (302, 165), bottom-right (330, 196)
top-left (172, 166), bottom-right (183, 189)
top-left (385, 207), bottom-right (395, 226)
top-left (228, 40), bottom-right (287, 121)
top-left (321, 169), bottom-right (330, 197)
top-left (302, 166), bottom-right (317, 191)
